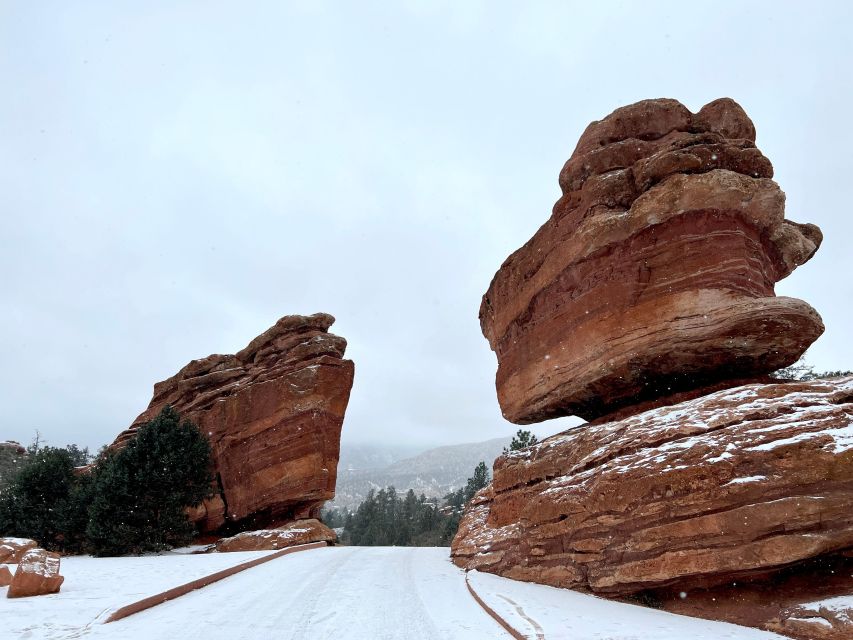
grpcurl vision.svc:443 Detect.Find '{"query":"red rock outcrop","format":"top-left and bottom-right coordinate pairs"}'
top-left (0, 565), bottom-right (11, 587)
top-left (7, 548), bottom-right (64, 598)
top-left (214, 518), bottom-right (336, 552)
top-left (0, 538), bottom-right (37, 564)
top-left (656, 556), bottom-right (853, 640)
top-left (481, 98), bottom-right (823, 423)
top-left (451, 377), bottom-right (853, 597)
top-left (113, 313), bottom-right (354, 532)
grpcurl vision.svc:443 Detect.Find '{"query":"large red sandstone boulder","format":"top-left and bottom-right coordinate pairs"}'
top-left (657, 566), bottom-right (853, 640)
top-left (481, 97), bottom-right (823, 423)
top-left (6, 548), bottom-right (64, 598)
top-left (214, 518), bottom-right (336, 552)
top-left (451, 377), bottom-right (853, 596)
top-left (112, 313), bottom-right (354, 532)
top-left (0, 538), bottom-right (37, 564)
top-left (0, 565), bottom-right (11, 587)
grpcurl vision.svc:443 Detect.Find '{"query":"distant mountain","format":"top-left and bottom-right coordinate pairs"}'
top-left (328, 437), bottom-right (512, 510)
top-left (337, 443), bottom-right (421, 472)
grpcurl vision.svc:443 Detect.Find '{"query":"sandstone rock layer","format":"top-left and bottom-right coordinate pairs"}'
top-left (481, 98), bottom-right (824, 423)
top-left (451, 377), bottom-right (853, 595)
top-left (0, 538), bottom-right (37, 564)
top-left (114, 313), bottom-right (354, 532)
top-left (7, 549), bottom-right (64, 598)
top-left (214, 518), bottom-right (336, 552)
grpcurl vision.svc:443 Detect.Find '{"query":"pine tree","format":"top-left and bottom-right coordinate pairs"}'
top-left (463, 461), bottom-right (490, 503)
top-left (86, 406), bottom-right (213, 556)
top-left (503, 429), bottom-right (539, 454)
top-left (0, 447), bottom-right (85, 551)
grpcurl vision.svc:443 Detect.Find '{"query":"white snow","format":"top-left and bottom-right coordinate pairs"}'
top-left (1, 537), bottom-right (36, 546)
top-left (724, 475), bottom-right (766, 485)
top-left (787, 616), bottom-right (833, 627)
top-left (823, 424), bottom-right (853, 454)
top-left (796, 594), bottom-right (853, 623)
top-left (80, 546), bottom-right (506, 639)
top-left (0, 550), bottom-right (275, 639)
top-left (18, 549), bottom-right (61, 577)
top-left (0, 546), bottom-right (800, 639)
top-left (468, 569), bottom-right (788, 639)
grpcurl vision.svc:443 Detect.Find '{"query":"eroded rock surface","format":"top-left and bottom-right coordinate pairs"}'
top-left (0, 538), bottom-right (37, 564)
top-left (7, 548), bottom-right (64, 598)
top-left (481, 97), bottom-right (823, 423)
top-left (214, 518), bottom-right (336, 552)
top-left (451, 377), bottom-right (853, 596)
top-left (113, 313), bottom-right (354, 532)
top-left (657, 557), bottom-right (853, 640)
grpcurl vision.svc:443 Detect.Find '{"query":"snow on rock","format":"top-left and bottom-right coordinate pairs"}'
top-left (0, 550), bottom-right (275, 637)
top-left (772, 595), bottom-right (853, 639)
top-left (7, 548), bottom-right (64, 598)
top-left (214, 518), bottom-right (336, 552)
top-left (0, 537), bottom-right (37, 563)
top-left (452, 377), bottom-right (853, 599)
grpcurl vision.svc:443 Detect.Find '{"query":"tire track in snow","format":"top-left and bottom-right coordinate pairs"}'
top-left (496, 594), bottom-right (546, 640)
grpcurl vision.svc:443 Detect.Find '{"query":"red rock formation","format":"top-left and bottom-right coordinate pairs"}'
top-left (451, 377), bottom-right (853, 597)
top-left (656, 555), bottom-right (853, 640)
top-left (0, 565), bottom-right (11, 587)
top-left (481, 98), bottom-right (823, 423)
top-left (0, 538), bottom-right (37, 564)
top-left (214, 518), bottom-right (336, 552)
top-left (7, 549), bottom-right (64, 598)
top-left (113, 313), bottom-right (354, 532)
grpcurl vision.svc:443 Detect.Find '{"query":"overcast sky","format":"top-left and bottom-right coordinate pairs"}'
top-left (2, 1), bottom-right (852, 452)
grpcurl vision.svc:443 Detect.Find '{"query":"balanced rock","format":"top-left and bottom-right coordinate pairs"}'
top-left (113, 313), bottom-right (354, 532)
top-left (481, 98), bottom-right (824, 423)
top-left (214, 518), bottom-right (336, 552)
top-left (7, 549), bottom-right (64, 598)
top-left (451, 376), bottom-right (853, 594)
top-left (0, 538), bottom-right (37, 564)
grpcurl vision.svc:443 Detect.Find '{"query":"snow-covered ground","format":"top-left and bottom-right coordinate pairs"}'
top-left (469, 569), bottom-right (787, 640)
top-left (1, 546), bottom-right (791, 639)
top-left (0, 549), bottom-right (275, 639)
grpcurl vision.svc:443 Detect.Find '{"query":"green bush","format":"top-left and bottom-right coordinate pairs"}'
top-left (86, 406), bottom-right (213, 556)
top-left (0, 406), bottom-right (213, 556)
top-left (0, 447), bottom-right (88, 552)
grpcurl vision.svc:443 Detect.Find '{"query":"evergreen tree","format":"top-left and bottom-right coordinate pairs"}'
top-left (0, 446), bottom-right (87, 551)
top-left (86, 406), bottom-right (213, 556)
top-left (64, 444), bottom-right (92, 466)
top-left (340, 462), bottom-right (493, 547)
top-left (503, 429), bottom-right (539, 454)
top-left (773, 357), bottom-right (852, 381)
top-left (463, 461), bottom-right (490, 503)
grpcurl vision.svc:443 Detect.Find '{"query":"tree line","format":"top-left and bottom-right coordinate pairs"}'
top-left (0, 406), bottom-right (212, 556)
top-left (325, 430), bottom-right (541, 547)
top-left (326, 460), bottom-right (490, 547)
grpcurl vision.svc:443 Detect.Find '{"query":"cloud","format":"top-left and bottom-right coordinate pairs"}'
top-left (1, 2), bottom-right (851, 451)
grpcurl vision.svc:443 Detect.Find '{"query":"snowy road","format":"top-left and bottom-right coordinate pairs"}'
top-left (2, 546), bottom-right (790, 639)
top-left (79, 546), bottom-right (509, 640)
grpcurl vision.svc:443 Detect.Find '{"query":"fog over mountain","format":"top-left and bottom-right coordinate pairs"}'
top-left (329, 436), bottom-right (514, 510)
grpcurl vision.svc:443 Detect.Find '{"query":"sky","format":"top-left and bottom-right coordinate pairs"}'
top-left (1, 1), bottom-right (852, 452)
